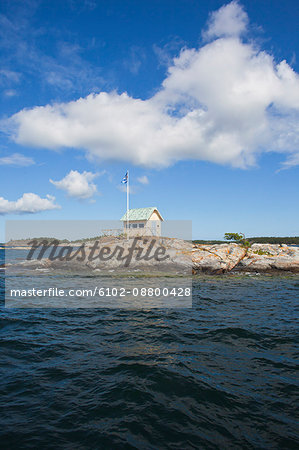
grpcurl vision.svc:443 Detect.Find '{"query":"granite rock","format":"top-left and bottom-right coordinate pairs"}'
top-left (192, 243), bottom-right (247, 274)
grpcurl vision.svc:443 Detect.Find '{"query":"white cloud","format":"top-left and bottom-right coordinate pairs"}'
top-left (0, 13), bottom-right (104, 95)
top-left (0, 69), bottom-right (20, 85)
top-left (0, 152), bottom-right (34, 166)
top-left (281, 152), bottom-right (299, 169)
top-left (137, 175), bottom-right (149, 184)
top-left (153, 38), bottom-right (186, 68)
top-left (3, 2), bottom-right (299, 169)
top-left (4, 89), bottom-right (17, 97)
top-left (202, 1), bottom-right (248, 40)
top-left (0, 193), bottom-right (60, 215)
top-left (50, 170), bottom-right (98, 199)
top-left (124, 46), bottom-right (146, 75)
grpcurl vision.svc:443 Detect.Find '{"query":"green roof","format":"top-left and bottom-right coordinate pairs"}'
top-left (121, 207), bottom-right (163, 221)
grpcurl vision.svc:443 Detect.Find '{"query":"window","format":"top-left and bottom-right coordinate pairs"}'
top-left (132, 224), bottom-right (137, 228)
top-left (139, 223), bottom-right (144, 228)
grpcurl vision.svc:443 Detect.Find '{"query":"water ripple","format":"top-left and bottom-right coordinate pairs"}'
top-left (0, 261), bottom-right (298, 448)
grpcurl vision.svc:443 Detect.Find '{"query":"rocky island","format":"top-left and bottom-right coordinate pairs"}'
top-left (3, 237), bottom-right (299, 275)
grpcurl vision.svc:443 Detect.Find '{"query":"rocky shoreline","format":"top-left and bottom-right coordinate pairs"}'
top-left (3, 238), bottom-right (299, 275)
top-left (192, 243), bottom-right (299, 274)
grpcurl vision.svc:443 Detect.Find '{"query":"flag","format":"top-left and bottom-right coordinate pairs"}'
top-left (121, 171), bottom-right (128, 184)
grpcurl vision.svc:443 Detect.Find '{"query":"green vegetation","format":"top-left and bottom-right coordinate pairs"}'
top-left (193, 236), bottom-right (299, 245)
top-left (248, 236), bottom-right (299, 245)
top-left (76, 235), bottom-right (104, 242)
top-left (224, 233), bottom-right (251, 248)
top-left (8, 237), bottom-right (71, 244)
top-left (252, 249), bottom-right (272, 256)
top-left (7, 235), bottom-right (115, 244)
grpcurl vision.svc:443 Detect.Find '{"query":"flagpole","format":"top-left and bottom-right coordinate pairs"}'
top-left (127, 170), bottom-right (129, 240)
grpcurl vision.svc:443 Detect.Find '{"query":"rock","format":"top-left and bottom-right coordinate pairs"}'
top-left (6, 239), bottom-right (299, 275)
top-left (192, 243), bottom-right (247, 274)
top-left (13, 237), bottom-right (193, 275)
top-left (235, 244), bottom-right (299, 273)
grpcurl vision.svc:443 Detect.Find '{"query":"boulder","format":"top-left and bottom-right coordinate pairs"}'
top-left (192, 243), bottom-right (247, 274)
top-left (235, 244), bottom-right (299, 273)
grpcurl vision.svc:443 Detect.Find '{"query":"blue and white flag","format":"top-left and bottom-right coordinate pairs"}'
top-left (121, 171), bottom-right (128, 184)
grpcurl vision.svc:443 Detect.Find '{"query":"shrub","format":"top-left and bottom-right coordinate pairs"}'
top-left (224, 232), bottom-right (251, 248)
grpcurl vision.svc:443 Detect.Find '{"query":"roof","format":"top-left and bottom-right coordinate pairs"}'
top-left (121, 207), bottom-right (163, 221)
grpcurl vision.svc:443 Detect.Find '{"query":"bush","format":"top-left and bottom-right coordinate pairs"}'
top-left (224, 232), bottom-right (251, 248)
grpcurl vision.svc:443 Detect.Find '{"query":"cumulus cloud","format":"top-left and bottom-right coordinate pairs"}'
top-left (137, 175), bottom-right (149, 184)
top-left (0, 152), bottom-right (34, 166)
top-left (50, 170), bottom-right (98, 199)
top-left (202, 1), bottom-right (248, 40)
top-left (3, 2), bottom-right (299, 168)
top-left (0, 193), bottom-right (60, 215)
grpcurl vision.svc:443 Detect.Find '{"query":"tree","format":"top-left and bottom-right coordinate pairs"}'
top-left (224, 232), bottom-right (251, 248)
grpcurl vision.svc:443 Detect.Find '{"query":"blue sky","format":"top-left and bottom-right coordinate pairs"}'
top-left (0, 0), bottom-right (298, 241)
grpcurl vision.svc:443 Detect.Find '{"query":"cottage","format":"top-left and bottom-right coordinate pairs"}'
top-left (120, 207), bottom-right (163, 236)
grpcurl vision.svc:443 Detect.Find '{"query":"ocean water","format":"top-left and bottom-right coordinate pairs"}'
top-left (0, 248), bottom-right (298, 448)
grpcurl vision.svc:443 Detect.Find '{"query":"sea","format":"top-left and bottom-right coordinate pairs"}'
top-left (0, 248), bottom-right (298, 449)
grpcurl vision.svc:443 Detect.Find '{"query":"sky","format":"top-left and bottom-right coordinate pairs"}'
top-left (0, 0), bottom-right (298, 241)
